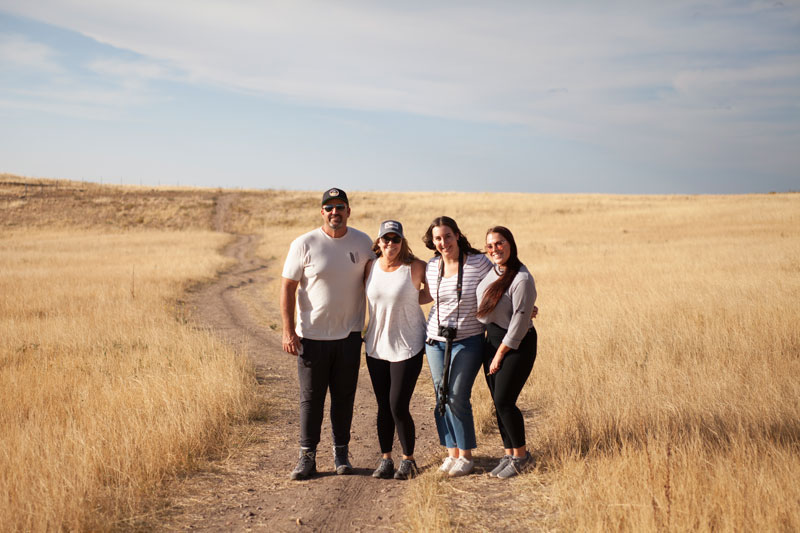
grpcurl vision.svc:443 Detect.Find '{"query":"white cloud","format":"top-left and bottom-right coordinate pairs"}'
top-left (87, 57), bottom-right (172, 81)
top-left (673, 60), bottom-right (800, 99)
top-left (0, 34), bottom-right (170, 118)
top-left (0, 33), bottom-right (61, 71)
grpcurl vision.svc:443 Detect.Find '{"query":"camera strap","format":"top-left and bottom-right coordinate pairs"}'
top-left (435, 251), bottom-right (464, 417)
top-left (436, 251), bottom-right (464, 332)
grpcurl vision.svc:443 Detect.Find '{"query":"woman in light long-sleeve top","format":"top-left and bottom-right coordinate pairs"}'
top-left (476, 226), bottom-right (538, 479)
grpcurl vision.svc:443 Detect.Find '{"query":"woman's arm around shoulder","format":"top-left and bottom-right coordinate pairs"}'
top-left (472, 252), bottom-right (493, 276)
top-left (411, 259), bottom-right (433, 305)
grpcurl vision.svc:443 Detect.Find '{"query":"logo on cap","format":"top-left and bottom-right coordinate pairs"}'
top-left (328, 189), bottom-right (340, 197)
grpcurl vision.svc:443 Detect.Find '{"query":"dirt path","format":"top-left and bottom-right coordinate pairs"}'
top-left (157, 194), bottom-right (441, 532)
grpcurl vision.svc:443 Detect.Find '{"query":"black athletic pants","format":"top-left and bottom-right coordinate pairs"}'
top-left (483, 323), bottom-right (537, 450)
top-left (297, 332), bottom-right (362, 450)
top-left (366, 349), bottom-right (424, 456)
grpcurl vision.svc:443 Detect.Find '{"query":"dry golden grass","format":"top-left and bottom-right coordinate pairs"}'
top-left (0, 229), bottom-right (256, 531)
top-left (511, 194), bottom-right (800, 532)
top-left (3, 174), bottom-right (799, 531)
top-left (0, 175), bottom-right (260, 531)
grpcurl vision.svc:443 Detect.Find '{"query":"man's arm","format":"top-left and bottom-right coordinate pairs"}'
top-left (280, 277), bottom-right (301, 355)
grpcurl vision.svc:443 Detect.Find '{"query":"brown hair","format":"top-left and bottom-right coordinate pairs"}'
top-left (372, 236), bottom-right (417, 264)
top-left (422, 216), bottom-right (482, 256)
top-left (476, 226), bottom-right (523, 318)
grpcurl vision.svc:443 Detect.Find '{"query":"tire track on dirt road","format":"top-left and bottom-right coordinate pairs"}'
top-left (157, 194), bottom-right (440, 532)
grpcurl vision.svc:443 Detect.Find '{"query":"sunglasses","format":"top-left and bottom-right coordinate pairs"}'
top-left (322, 203), bottom-right (347, 212)
top-left (485, 239), bottom-right (507, 252)
top-left (380, 235), bottom-right (402, 244)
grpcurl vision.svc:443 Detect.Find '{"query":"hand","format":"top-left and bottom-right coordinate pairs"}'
top-left (282, 331), bottom-right (302, 356)
top-left (488, 353), bottom-right (504, 375)
top-left (532, 305), bottom-right (539, 319)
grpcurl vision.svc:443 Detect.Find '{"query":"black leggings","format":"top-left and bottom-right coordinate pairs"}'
top-left (366, 349), bottom-right (424, 456)
top-left (297, 332), bottom-right (362, 449)
top-left (483, 323), bottom-right (537, 450)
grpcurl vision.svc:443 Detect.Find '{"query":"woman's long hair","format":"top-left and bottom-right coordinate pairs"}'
top-left (372, 236), bottom-right (416, 264)
top-left (476, 226), bottom-right (523, 318)
top-left (422, 216), bottom-right (482, 256)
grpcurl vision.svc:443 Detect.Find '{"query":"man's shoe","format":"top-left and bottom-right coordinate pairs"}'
top-left (394, 459), bottom-right (419, 480)
top-left (489, 455), bottom-right (513, 477)
top-left (372, 458), bottom-right (394, 479)
top-left (438, 456), bottom-right (457, 473)
top-left (289, 448), bottom-right (316, 480)
top-left (447, 457), bottom-right (474, 477)
top-left (334, 445), bottom-right (353, 475)
top-left (497, 451), bottom-right (531, 479)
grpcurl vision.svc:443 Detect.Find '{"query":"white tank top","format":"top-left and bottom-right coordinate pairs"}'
top-left (364, 261), bottom-right (426, 362)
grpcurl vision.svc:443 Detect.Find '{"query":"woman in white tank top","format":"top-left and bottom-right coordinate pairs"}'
top-left (363, 220), bottom-right (432, 480)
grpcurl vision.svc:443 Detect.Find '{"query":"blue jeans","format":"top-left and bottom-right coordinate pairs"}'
top-left (426, 333), bottom-right (484, 450)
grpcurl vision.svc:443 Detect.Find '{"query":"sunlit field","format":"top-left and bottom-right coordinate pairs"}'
top-left (0, 177), bottom-right (256, 531)
top-left (2, 175), bottom-right (798, 531)
top-left (256, 191), bottom-right (800, 531)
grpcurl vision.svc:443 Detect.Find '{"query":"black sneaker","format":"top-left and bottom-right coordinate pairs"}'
top-left (289, 448), bottom-right (316, 480)
top-left (372, 458), bottom-right (395, 479)
top-left (393, 458), bottom-right (419, 480)
top-left (334, 445), bottom-right (353, 475)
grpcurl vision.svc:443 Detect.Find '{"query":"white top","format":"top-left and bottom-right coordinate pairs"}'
top-left (364, 262), bottom-right (426, 362)
top-left (476, 265), bottom-right (537, 350)
top-left (282, 226), bottom-right (374, 341)
top-left (425, 253), bottom-right (493, 342)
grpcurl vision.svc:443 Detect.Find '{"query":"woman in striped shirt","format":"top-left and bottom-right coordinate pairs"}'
top-left (422, 216), bottom-right (492, 477)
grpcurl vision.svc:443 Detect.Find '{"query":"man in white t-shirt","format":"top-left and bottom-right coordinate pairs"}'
top-left (280, 187), bottom-right (374, 480)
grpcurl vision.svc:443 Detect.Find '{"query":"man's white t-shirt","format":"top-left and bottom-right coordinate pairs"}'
top-left (282, 227), bottom-right (374, 341)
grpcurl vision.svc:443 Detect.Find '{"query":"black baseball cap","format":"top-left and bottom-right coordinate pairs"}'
top-left (321, 188), bottom-right (349, 206)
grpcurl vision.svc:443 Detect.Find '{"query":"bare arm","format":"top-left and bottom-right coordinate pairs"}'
top-left (280, 277), bottom-right (301, 356)
top-left (411, 259), bottom-right (433, 305)
top-left (488, 343), bottom-right (512, 374)
top-left (364, 258), bottom-right (373, 285)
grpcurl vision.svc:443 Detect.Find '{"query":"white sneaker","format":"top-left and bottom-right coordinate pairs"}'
top-left (448, 457), bottom-right (474, 477)
top-left (439, 456), bottom-right (458, 473)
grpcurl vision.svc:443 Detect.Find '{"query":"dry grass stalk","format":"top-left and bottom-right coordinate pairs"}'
top-left (400, 471), bottom-right (454, 533)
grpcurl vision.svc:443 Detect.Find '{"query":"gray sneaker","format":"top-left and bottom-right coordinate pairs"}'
top-left (372, 458), bottom-right (395, 479)
top-left (497, 451), bottom-right (531, 479)
top-left (394, 459), bottom-right (419, 480)
top-left (489, 455), bottom-right (513, 477)
top-left (334, 445), bottom-right (353, 475)
top-left (289, 448), bottom-right (316, 480)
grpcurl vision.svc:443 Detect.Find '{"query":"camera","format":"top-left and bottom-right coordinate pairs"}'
top-left (438, 325), bottom-right (457, 340)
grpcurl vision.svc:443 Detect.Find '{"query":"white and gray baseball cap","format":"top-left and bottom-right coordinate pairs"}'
top-left (378, 220), bottom-right (404, 238)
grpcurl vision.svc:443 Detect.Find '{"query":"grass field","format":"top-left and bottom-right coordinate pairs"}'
top-left (2, 174), bottom-right (798, 531)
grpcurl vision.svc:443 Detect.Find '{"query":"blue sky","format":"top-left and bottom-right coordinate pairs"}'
top-left (1, 1), bottom-right (798, 193)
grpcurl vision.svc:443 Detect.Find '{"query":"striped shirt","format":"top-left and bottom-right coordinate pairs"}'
top-left (425, 253), bottom-right (493, 342)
